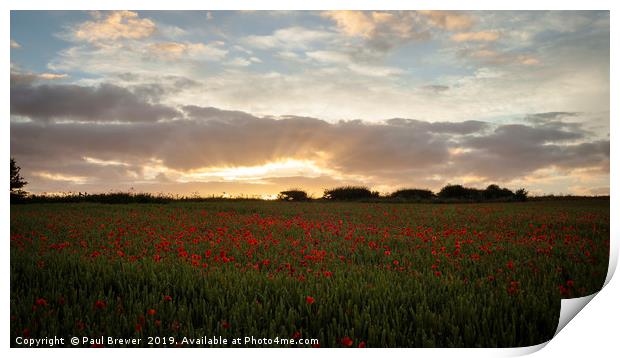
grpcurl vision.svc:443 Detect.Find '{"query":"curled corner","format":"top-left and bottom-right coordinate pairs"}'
top-left (554, 293), bottom-right (597, 336)
top-left (552, 214), bottom-right (618, 338)
top-left (510, 216), bottom-right (617, 356)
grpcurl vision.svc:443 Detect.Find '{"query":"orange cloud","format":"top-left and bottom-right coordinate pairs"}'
top-left (418, 10), bottom-right (474, 31)
top-left (321, 10), bottom-right (394, 38)
top-left (451, 31), bottom-right (500, 42)
top-left (73, 11), bottom-right (156, 43)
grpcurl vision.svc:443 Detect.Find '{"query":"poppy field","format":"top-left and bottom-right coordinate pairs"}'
top-left (10, 199), bottom-right (609, 347)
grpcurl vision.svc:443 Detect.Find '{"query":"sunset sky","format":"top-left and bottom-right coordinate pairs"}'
top-left (10, 10), bottom-right (610, 198)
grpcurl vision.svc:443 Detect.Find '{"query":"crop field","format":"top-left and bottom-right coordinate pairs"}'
top-left (10, 200), bottom-right (609, 348)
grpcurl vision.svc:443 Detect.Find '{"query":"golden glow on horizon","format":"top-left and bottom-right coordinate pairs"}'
top-left (180, 159), bottom-right (331, 182)
top-left (34, 171), bottom-right (89, 184)
top-left (83, 156), bottom-right (129, 166)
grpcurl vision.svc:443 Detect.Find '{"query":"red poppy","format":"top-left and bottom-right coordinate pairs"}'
top-left (135, 323), bottom-right (142, 332)
top-left (341, 336), bottom-right (353, 347)
top-left (306, 296), bottom-right (315, 304)
top-left (384, 250), bottom-right (391, 256)
top-left (164, 295), bottom-right (173, 302)
top-left (35, 298), bottom-right (47, 306)
top-left (147, 309), bottom-right (157, 316)
top-left (358, 341), bottom-right (366, 348)
top-left (434, 271), bottom-right (442, 277)
top-left (221, 320), bottom-right (230, 329)
top-left (507, 261), bottom-right (514, 270)
top-left (94, 300), bottom-right (106, 309)
top-left (292, 331), bottom-right (301, 339)
top-left (392, 260), bottom-right (399, 266)
top-left (507, 281), bottom-right (520, 295)
top-left (566, 280), bottom-right (574, 288)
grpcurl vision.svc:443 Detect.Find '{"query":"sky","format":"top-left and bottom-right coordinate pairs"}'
top-left (9, 10), bottom-right (610, 198)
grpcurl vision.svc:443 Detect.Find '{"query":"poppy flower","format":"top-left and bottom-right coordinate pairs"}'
top-left (221, 320), bottom-right (230, 329)
top-left (306, 296), bottom-right (315, 304)
top-left (341, 336), bottom-right (353, 347)
top-left (94, 300), bottom-right (106, 309)
top-left (358, 341), bottom-right (366, 348)
top-left (393, 260), bottom-right (399, 265)
top-left (35, 298), bottom-right (47, 306)
top-left (292, 331), bottom-right (301, 339)
top-left (135, 323), bottom-right (142, 332)
top-left (147, 309), bottom-right (157, 316)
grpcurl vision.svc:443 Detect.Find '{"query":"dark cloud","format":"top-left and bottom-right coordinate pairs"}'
top-left (421, 85), bottom-right (450, 93)
top-left (456, 123), bottom-right (608, 179)
top-left (11, 83), bottom-right (181, 122)
top-left (385, 118), bottom-right (488, 134)
top-left (10, 103), bottom-right (609, 194)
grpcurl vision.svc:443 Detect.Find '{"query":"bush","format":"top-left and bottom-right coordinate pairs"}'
top-left (515, 188), bottom-right (528, 201)
top-left (389, 189), bottom-right (435, 200)
top-left (323, 186), bottom-right (379, 201)
top-left (277, 189), bottom-right (309, 201)
top-left (438, 184), bottom-right (482, 200)
top-left (483, 184), bottom-right (515, 200)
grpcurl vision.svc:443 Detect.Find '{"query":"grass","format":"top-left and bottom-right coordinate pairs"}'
top-left (10, 200), bottom-right (609, 347)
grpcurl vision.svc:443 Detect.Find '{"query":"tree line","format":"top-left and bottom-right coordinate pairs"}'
top-left (13, 157), bottom-right (605, 204)
top-left (278, 184), bottom-right (528, 203)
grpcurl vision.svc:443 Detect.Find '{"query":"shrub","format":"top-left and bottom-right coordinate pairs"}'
top-left (277, 189), bottom-right (309, 201)
top-left (483, 184), bottom-right (515, 200)
top-left (323, 186), bottom-right (379, 201)
top-left (438, 184), bottom-right (482, 200)
top-left (515, 188), bottom-right (528, 201)
top-left (389, 189), bottom-right (435, 200)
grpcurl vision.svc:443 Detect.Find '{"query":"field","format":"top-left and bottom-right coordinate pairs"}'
top-left (10, 200), bottom-right (609, 348)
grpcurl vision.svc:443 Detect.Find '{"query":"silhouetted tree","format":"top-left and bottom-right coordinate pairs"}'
top-left (10, 158), bottom-right (28, 198)
top-left (515, 188), bottom-right (528, 201)
top-left (438, 184), bottom-right (481, 200)
top-left (483, 184), bottom-right (514, 200)
top-left (389, 188), bottom-right (435, 200)
top-left (323, 186), bottom-right (379, 201)
top-left (278, 189), bottom-right (309, 201)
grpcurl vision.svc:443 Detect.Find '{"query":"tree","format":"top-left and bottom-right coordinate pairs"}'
top-left (389, 188), bottom-right (435, 200)
top-left (278, 189), bottom-right (309, 201)
top-left (323, 186), bottom-right (378, 201)
top-left (11, 158), bottom-right (28, 197)
top-left (515, 188), bottom-right (528, 201)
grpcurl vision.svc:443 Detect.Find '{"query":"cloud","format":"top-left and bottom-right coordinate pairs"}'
top-left (147, 41), bottom-right (228, 60)
top-left (11, 105), bottom-right (608, 195)
top-left (461, 46), bottom-right (540, 66)
top-left (418, 11), bottom-right (474, 31)
top-left (11, 39), bottom-right (21, 48)
top-left (321, 11), bottom-right (393, 38)
top-left (242, 26), bottom-right (334, 49)
top-left (11, 83), bottom-right (180, 122)
top-left (11, 71), bottom-right (68, 86)
top-left (72, 11), bottom-right (156, 43)
top-left (451, 31), bottom-right (500, 42)
top-left (321, 11), bottom-right (429, 52)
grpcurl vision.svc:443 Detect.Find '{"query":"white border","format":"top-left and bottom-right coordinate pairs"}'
top-left (3, 1), bottom-right (616, 357)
